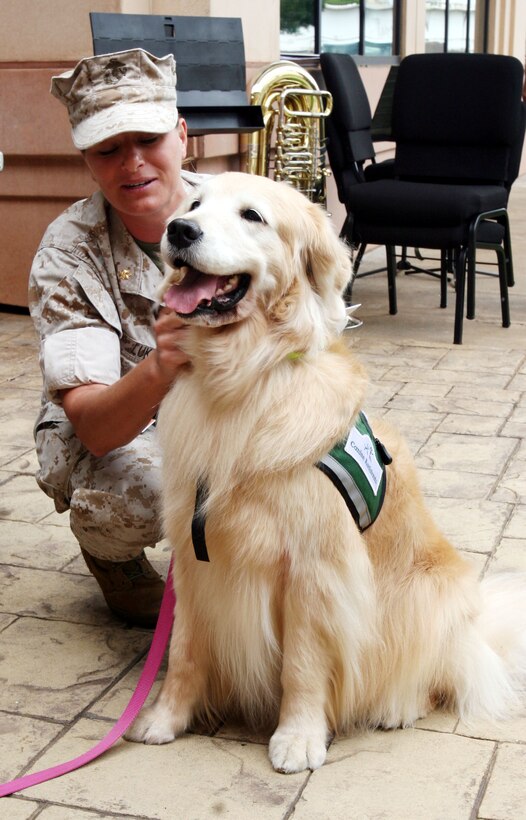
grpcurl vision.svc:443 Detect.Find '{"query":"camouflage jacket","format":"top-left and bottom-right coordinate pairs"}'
top-left (29, 170), bottom-right (203, 433)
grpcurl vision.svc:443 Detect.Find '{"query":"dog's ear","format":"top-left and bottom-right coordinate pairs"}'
top-left (303, 203), bottom-right (353, 299)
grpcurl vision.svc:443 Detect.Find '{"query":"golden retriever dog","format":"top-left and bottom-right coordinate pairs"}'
top-left (127, 172), bottom-right (526, 773)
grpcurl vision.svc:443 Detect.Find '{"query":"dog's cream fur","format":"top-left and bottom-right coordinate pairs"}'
top-left (127, 172), bottom-right (526, 773)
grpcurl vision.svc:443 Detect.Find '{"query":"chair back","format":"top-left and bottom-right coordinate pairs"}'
top-left (320, 52), bottom-right (376, 197)
top-left (392, 53), bottom-right (524, 186)
top-left (506, 100), bottom-right (526, 191)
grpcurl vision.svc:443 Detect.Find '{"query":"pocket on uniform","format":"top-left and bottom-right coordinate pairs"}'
top-left (35, 420), bottom-right (86, 513)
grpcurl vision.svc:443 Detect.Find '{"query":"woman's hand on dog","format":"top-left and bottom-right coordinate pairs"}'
top-left (152, 307), bottom-right (191, 387)
top-left (59, 308), bottom-right (190, 457)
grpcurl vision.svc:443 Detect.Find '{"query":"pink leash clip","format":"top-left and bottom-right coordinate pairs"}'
top-left (0, 558), bottom-right (175, 798)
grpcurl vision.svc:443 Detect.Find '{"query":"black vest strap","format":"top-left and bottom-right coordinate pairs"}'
top-left (191, 481), bottom-right (210, 562)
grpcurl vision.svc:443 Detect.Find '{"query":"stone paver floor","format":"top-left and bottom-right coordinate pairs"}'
top-left (1, 177), bottom-right (525, 818)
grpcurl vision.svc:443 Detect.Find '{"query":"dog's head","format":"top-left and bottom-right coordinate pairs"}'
top-left (159, 172), bottom-right (352, 345)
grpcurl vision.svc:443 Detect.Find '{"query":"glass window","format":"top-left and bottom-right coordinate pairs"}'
top-left (364, 1), bottom-right (396, 57)
top-left (280, 0), bottom-right (317, 55)
top-left (280, 0), bottom-right (399, 57)
top-left (323, 1), bottom-right (360, 55)
top-left (425, 0), bottom-right (479, 53)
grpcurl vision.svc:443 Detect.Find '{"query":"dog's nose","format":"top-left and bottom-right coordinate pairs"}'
top-left (166, 218), bottom-right (203, 249)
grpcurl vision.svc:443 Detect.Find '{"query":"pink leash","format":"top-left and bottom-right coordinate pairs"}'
top-left (0, 558), bottom-right (175, 798)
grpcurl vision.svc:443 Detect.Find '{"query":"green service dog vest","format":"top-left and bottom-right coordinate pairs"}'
top-left (191, 412), bottom-right (392, 561)
top-left (316, 411), bottom-right (392, 533)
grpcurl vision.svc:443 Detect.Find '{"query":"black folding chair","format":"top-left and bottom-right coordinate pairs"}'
top-left (338, 53), bottom-right (525, 344)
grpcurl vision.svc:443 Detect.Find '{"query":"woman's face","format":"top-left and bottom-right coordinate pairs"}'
top-left (83, 123), bottom-right (188, 239)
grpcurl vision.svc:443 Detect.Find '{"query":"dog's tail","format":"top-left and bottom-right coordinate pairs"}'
top-left (455, 571), bottom-right (526, 722)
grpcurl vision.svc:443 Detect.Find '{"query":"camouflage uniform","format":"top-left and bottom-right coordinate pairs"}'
top-left (28, 172), bottom-right (201, 561)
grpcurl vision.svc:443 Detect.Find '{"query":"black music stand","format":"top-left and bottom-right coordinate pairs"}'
top-left (90, 13), bottom-right (264, 137)
top-left (371, 65), bottom-right (398, 142)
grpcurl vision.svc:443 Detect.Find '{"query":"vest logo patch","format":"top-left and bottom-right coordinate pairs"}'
top-left (343, 421), bottom-right (383, 496)
top-left (316, 412), bottom-right (392, 532)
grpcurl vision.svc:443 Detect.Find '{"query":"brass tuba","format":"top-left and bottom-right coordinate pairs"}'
top-left (246, 61), bottom-right (333, 205)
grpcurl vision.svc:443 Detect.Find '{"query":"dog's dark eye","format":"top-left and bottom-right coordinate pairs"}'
top-left (189, 200), bottom-right (200, 211)
top-left (241, 208), bottom-right (265, 223)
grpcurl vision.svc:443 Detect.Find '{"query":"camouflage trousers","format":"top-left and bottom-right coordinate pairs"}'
top-left (35, 420), bottom-right (163, 561)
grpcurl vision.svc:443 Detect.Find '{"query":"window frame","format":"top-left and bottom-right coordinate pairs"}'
top-left (425, 0), bottom-right (490, 54)
top-left (280, 0), bottom-right (402, 63)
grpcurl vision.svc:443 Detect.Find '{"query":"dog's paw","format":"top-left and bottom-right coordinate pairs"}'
top-left (268, 728), bottom-right (328, 773)
top-left (125, 703), bottom-right (185, 745)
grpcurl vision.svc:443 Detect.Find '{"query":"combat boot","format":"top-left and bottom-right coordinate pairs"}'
top-left (81, 549), bottom-right (165, 628)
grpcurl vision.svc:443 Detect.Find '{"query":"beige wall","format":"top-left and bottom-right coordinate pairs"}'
top-left (2, 0), bottom-right (119, 62)
top-left (0, 0), bottom-right (279, 307)
top-left (0, 0), bottom-right (524, 307)
top-left (0, 0), bottom-right (279, 64)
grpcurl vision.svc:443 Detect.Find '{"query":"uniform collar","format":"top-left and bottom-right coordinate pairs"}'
top-left (107, 206), bottom-right (163, 301)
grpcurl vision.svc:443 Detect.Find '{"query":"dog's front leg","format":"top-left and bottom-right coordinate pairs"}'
top-left (126, 603), bottom-right (207, 745)
top-left (268, 535), bottom-right (374, 774)
top-left (269, 689), bottom-right (329, 774)
top-left (269, 597), bottom-right (331, 773)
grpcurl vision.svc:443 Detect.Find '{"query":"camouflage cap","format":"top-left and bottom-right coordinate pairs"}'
top-left (51, 49), bottom-right (178, 150)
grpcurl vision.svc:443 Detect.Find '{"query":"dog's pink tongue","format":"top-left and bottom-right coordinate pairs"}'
top-left (164, 272), bottom-right (220, 314)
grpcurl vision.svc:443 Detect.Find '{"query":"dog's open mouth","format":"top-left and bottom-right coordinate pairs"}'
top-left (163, 265), bottom-right (251, 317)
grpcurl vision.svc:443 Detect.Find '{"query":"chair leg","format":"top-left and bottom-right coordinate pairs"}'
top-left (397, 246), bottom-right (411, 270)
top-left (386, 245), bottom-right (398, 315)
top-left (496, 246), bottom-right (511, 328)
top-left (503, 216), bottom-right (515, 287)
top-left (466, 245), bottom-right (476, 320)
top-left (453, 246), bottom-right (468, 344)
top-left (339, 211), bottom-right (353, 241)
top-left (353, 242), bottom-right (367, 276)
top-left (440, 251), bottom-right (448, 308)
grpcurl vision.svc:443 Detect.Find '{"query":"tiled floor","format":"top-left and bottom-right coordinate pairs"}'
top-left (1, 177), bottom-right (525, 819)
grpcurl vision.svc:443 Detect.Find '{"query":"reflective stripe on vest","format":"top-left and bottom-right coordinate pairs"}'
top-left (316, 411), bottom-right (392, 532)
